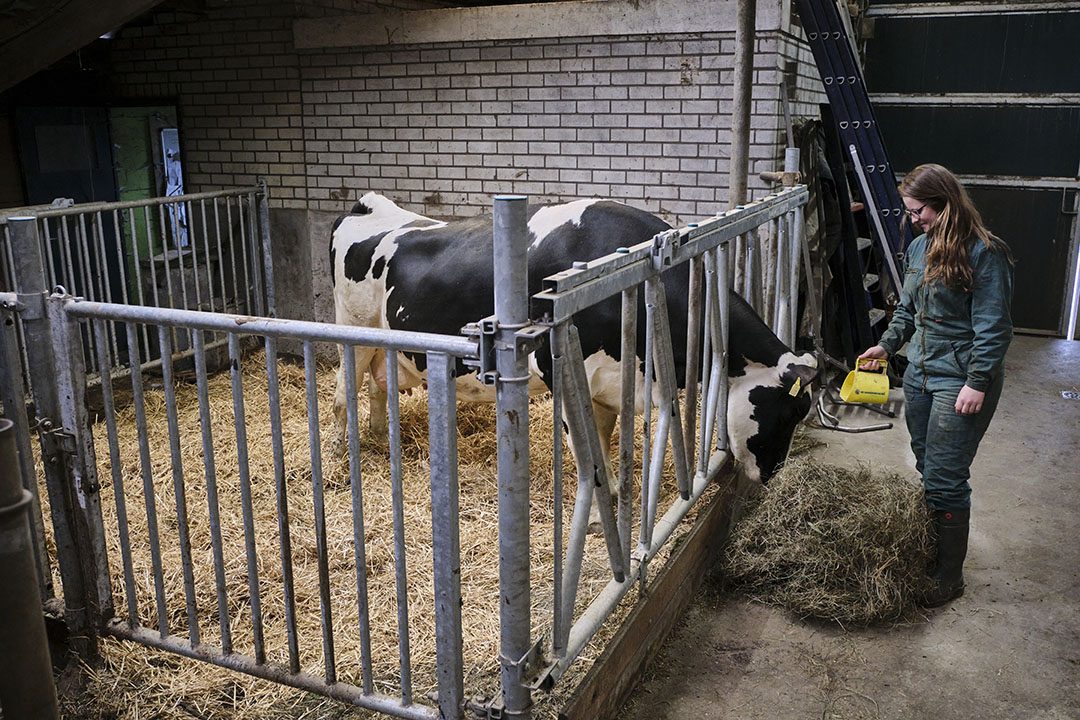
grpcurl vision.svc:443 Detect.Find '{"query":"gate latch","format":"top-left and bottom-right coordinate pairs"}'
top-left (39, 420), bottom-right (76, 462)
top-left (650, 229), bottom-right (679, 271)
top-left (462, 317), bottom-right (549, 386)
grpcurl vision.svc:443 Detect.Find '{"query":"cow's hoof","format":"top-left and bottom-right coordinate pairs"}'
top-left (587, 520), bottom-right (604, 535)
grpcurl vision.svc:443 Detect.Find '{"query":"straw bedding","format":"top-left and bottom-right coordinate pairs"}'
top-left (42, 348), bottom-right (694, 719)
top-left (720, 454), bottom-right (935, 625)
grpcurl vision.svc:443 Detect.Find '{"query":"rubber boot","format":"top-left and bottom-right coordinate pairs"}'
top-left (924, 508), bottom-right (970, 608)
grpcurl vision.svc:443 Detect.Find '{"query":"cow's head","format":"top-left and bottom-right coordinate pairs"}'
top-left (727, 351), bottom-right (817, 483)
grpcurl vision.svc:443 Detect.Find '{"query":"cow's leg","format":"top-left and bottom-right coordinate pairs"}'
top-left (331, 344), bottom-right (380, 455)
top-left (367, 349), bottom-right (389, 436)
top-left (588, 403), bottom-right (620, 532)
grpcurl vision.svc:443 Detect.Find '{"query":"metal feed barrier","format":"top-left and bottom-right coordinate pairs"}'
top-left (0, 183), bottom-right (808, 720)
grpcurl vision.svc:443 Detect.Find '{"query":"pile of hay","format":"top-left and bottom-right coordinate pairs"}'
top-left (720, 457), bottom-right (934, 625)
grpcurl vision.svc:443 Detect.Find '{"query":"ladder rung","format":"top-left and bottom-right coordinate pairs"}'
top-left (857, 237), bottom-right (872, 252)
top-left (869, 308), bottom-right (886, 326)
top-left (863, 273), bottom-right (879, 290)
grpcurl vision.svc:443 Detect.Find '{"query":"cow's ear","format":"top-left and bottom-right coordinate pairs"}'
top-left (783, 358), bottom-right (818, 396)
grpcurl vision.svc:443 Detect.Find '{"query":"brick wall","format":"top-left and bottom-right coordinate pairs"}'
top-left (106, 0), bottom-right (819, 226)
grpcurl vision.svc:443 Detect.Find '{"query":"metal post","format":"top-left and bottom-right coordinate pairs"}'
top-left (7, 217), bottom-right (99, 660)
top-left (0, 418), bottom-right (60, 720)
top-left (258, 178), bottom-right (277, 317)
top-left (729, 0), bottom-right (757, 208)
top-left (493, 195), bottom-right (532, 719)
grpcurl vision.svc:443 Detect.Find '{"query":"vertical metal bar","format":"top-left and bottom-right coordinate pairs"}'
top-left (427, 350), bottom-right (463, 720)
top-left (156, 326), bottom-right (199, 646)
top-left (185, 200), bottom-right (203, 312)
top-left (194, 329), bottom-right (232, 654)
top-left (647, 280), bottom-right (689, 501)
top-left (245, 191), bottom-right (265, 317)
top-left (682, 255), bottom-right (702, 471)
top-left (698, 250), bottom-right (716, 473)
top-left (158, 201), bottom-right (176, 308)
top-left (717, 244), bottom-right (732, 451)
top-left (0, 304), bottom-right (53, 600)
top-left (199, 199), bottom-right (216, 315)
top-left (788, 210), bottom-right (800, 344)
top-left (637, 287), bottom-right (655, 576)
top-left (126, 320), bottom-right (168, 635)
top-left (76, 215), bottom-right (99, 373)
top-left (549, 327), bottom-right (565, 659)
top-left (169, 198), bottom-right (190, 312)
top-left (41, 218), bottom-right (57, 289)
top-left (554, 323), bottom-right (593, 648)
top-left (60, 216), bottom-right (76, 295)
top-left (230, 332), bottom-right (265, 664)
top-left (492, 195), bottom-right (530, 719)
top-left (233, 197), bottom-right (253, 314)
top-left (8, 217), bottom-right (96, 657)
top-left (94, 212), bottom-right (119, 363)
top-left (258, 179), bottom-right (277, 317)
top-left (748, 231), bottom-right (764, 316)
top-left (775, 214), bottom-right (790, 344)
top-left (344, 345), bottom-right (374, 694)
top-left (729, 0), bottom-right (757, 208)
top-left (93, 317), bottom-right (138, 623)
top-left (52, 299), bottom-right (115, 616)
top-left (617, 287), bottom-right (637, 572)
top-left (265, 337), bottom-right (298, 671)
top-left (385, 350), bottom-right (413, 702)
top-left (302, 339), bottom-right (335, 681)
top-left (221, 199), bottom-right (239, 313)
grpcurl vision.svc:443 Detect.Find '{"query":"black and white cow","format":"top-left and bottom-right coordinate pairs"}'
top-left (330, 192), bottom-right (816, 485)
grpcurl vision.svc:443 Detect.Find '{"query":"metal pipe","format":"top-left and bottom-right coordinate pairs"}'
top-left (258, 179), bottom-right (277, 317)
top-left (550, 325), bottom-right (566, 657)
top-left (195, 329), bottom-right (232, 654)
top-left (344, 345), bottom-right (375, 694)
top-left (386, 351), bottom-right (414, 702)
top-left (426, 351), bottom-right (464, 720)
top-left (264, 336), bottom-right (298, 671)
top-left (62, 297), bottom-right (478, 357)
top-left (0, 418), bottom-right (60, 720)
top-left (126, 320), bottom-right (168, 635)
top-left (232, 333), bottom-right (267, 665)
top-left (104, 620), bottom-right (439, 720)
top-left (729, 0), bottom-right (757, 208)
top-left (20, 186), bottom-right (264, 220)
top-left (493, 195), bottom-right (531, 718)
top-left (158, 326), bottom-right (200, 646)
top-left (617, 287), bottom-right (637, 572)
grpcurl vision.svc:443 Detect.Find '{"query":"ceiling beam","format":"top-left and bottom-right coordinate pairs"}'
top-left (0, 0), bottom-right (166, 94)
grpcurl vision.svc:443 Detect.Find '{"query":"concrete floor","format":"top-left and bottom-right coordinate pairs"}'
top-left (620, 335), bottom-right (1080, 720)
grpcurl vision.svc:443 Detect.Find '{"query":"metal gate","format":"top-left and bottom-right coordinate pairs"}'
top-left (0, 183), bottom-right (808, 719)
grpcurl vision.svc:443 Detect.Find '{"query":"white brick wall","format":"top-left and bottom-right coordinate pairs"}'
top-left (108, 0), bottom-right (820, 226)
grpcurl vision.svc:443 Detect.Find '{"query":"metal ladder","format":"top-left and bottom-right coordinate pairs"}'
top-left (794, 0), bottom-right (912, 316)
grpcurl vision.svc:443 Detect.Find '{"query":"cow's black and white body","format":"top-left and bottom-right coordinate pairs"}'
top-left (330, 192), bottom-right (816, 486)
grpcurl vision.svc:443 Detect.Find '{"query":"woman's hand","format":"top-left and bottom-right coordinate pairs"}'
top-left (857, 345), bottom-right (889, 371)
top-left (955, 384), bottom-right (985, 415)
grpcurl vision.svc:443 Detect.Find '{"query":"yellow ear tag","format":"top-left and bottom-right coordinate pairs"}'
top-left (788, 377), bottom-right (801, 397)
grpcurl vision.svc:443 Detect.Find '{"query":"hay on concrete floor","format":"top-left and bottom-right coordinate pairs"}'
top-left (720, 456), bottom-right (934, 625)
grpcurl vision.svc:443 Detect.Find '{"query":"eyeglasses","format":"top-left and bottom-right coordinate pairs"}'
top-left (905, 202), bottom-right (928, 219)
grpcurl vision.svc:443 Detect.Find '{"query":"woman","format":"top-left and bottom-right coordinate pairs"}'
top-left (859, 163), bottom-right (1014, 607)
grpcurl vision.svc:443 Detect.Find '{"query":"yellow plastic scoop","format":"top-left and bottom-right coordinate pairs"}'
top-left (840, 358), bottom-right (890, 404)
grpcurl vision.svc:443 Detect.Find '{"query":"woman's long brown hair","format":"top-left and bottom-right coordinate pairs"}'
top-left (899, 163), bottom-right (1014, 290)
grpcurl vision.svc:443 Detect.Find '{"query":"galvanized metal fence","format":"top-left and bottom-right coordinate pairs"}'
top-left (0, 181), bottom-right (808, 720)
top-left (0, 184), bottom-right (273, 386)
top-left (486, 185), bottom-right (809, 715)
